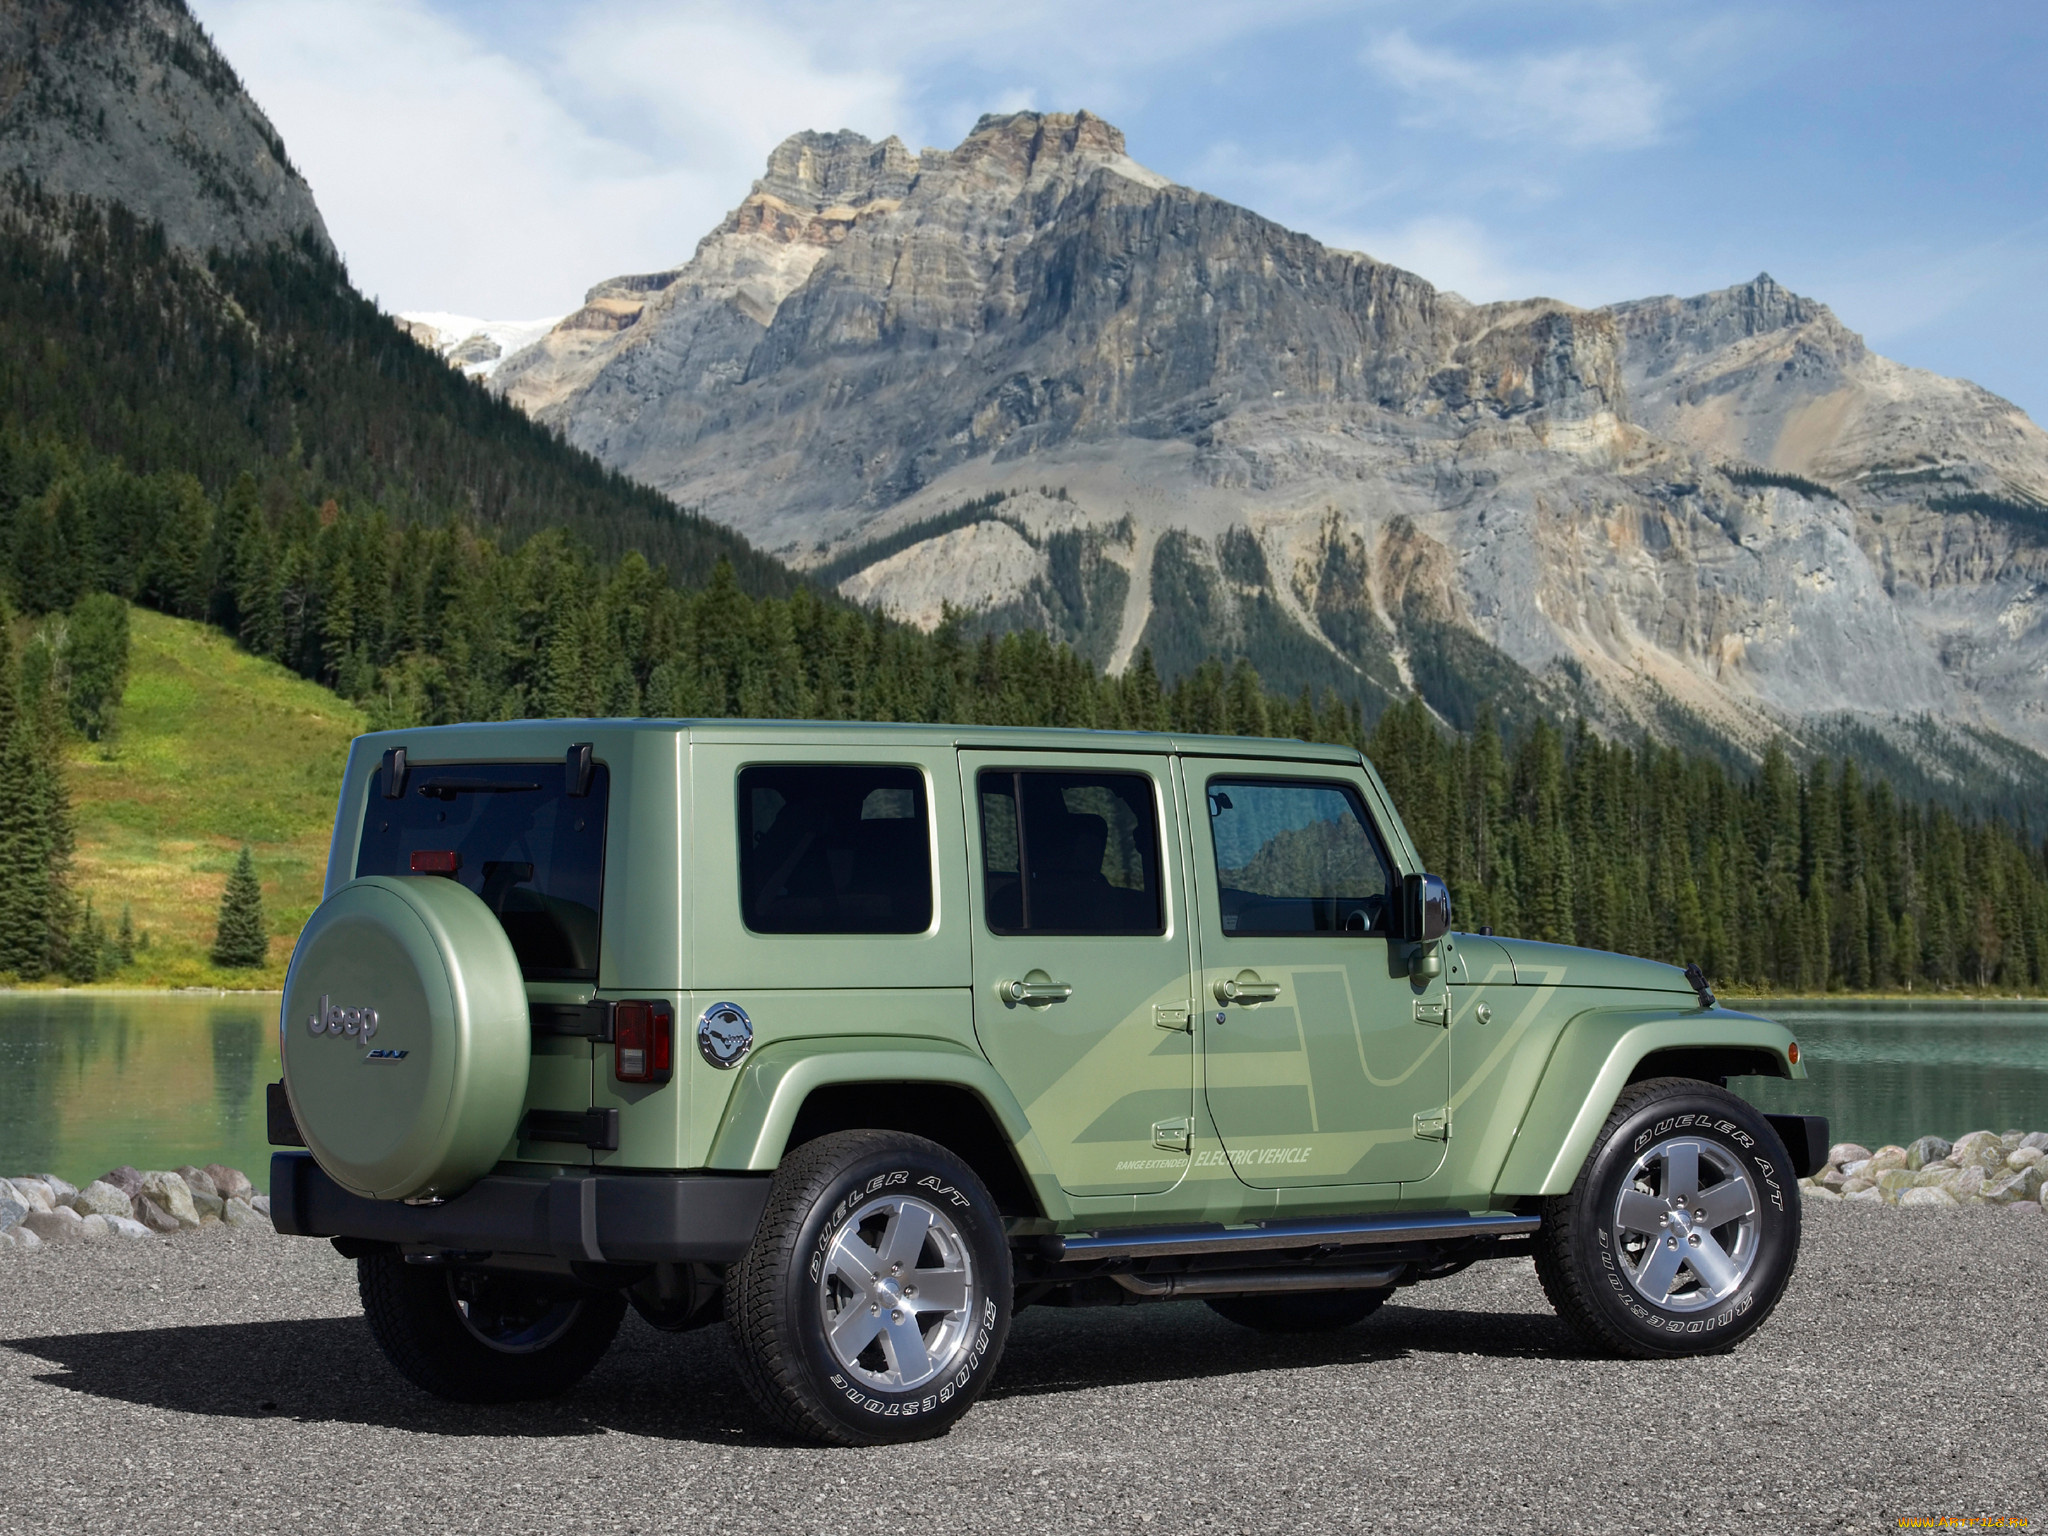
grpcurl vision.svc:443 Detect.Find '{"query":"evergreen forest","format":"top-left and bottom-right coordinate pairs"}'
top-left (0, 187), bottom-right (2043, 992)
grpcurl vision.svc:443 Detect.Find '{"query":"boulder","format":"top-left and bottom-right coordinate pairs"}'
top-left (0, 1193), bottom-right (24, 1235)
top-left (175, 1166), bottom-right (219, 1201)
top-left (77, 1214), bottom-right (110, 1241)
top-left (69, 1181), bottom-right (133, 1220)
top-left (10, 1225), bottom-right (40, 1251)
top-left (206, 1165), bottom-right (255, 1203)
top-left (2010, 1147), bottom-right (2046, 1171)
top-left (131, 1193), bottom-right (180, 1235)
top-left (5, 1179), bottom-right (55, 1214)
top-left (1953, 1166), bottom-right (1988, 1199)
top-left (138, 1171), bottom-right (200, 1230)
top-left (1827, 1142), bottom-right (1872, 1168)
top-left (1803, 1183), bottom-right (1843, 1202)
top-left (1876, 1168), bottom-right (1919, 1195)
top-left (1912, 1167), bottom-right (1961, 1190)
top-left (104, 1215), bottom-right (151, 1239)
top-left (33, 1174), bottom-right (77, 1204)
top-left (250, 1195), bottom-right (270, 1218)
top-left (189, 1189), bottom-right (225, 1224)
top-left (1844, 1187), bottom-right (1885, 1204)
top-left (1951, 1132), bottom-right (2005, 1172)
top-left (2024, 1165), bottom-right (2048, 1199)
top-left (97, 1166), bottom-right (143, 1198)
top-left (220, 1197), bottom-right (261, 1229)
top-left (1864, 1146), bottom-right (1910, 1175)
top-left (2009, 1201), bottom-right (2043, 1215)
top-left (2019, 1132), bottom-right (2048, 1152)
top-left (1899, 1185), bottom-right (1960, 1208)
top-left (22, 1207), bottom-right (87, 1244)
top-left (1816, 1164), bottom-right (1851, 1191)
top-left (1839, 1177), bottom-right (1875, 1196)
top-left (1904, 1136), bottom-right (1952, 1171)
top-left (1999, 1132), bottom-right (2026, 1152)
top-left (1983, 1171), bottom-right (2036, 1204)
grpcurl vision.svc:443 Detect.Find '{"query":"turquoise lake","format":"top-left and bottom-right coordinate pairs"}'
top-left (0, 993), bottom-right (2042, 1192)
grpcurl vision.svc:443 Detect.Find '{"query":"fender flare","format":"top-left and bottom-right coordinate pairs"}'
top-left (1492, 1007), bottom-right (1804, 1197)
top-left (703, 1034), bottom-right (1072, 1224)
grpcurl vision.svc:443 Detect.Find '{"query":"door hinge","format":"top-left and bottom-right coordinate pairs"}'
top-left (1413, 1109), bottom-right (1451, 1142)
top-left (1413, 998), bottom-right (1449, 1027)
top-left (1152, 1118), bottom-right (1191, 1153)
top-left (1153, 1004), bottom-right (1192, 1032)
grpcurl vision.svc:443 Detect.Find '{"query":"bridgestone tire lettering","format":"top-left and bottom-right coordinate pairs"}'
top-left (1535, 1076), bottom-right (1801, 1361)
top-left (727, 1129), bottom-right (1013, 1447)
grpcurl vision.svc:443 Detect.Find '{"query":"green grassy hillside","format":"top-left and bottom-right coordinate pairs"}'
top-left (63, 607), bottom-right (363, 988)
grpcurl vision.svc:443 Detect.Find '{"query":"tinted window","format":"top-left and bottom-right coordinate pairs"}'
top-left (979, 770), bottom-right (1164, 936)
top-left (738, 765), bottom-right (932, 934)
top-left (356, 760), bottom-right (608, 981)
top-left (1206, 779), bottom-right (1391, 936)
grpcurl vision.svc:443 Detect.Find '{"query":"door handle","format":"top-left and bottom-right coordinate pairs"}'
top-left (1213, 973), bottom-right (1281, 1006)
top-left (999, 973), bottom-right (1073, 1007)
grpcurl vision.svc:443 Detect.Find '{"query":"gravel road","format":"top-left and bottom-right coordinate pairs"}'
top-left (0, 1203), bottom-right (2039, 1535)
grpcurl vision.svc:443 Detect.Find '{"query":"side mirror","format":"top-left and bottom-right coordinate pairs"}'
top-left (1402, 872), bottom-right (1452, 945)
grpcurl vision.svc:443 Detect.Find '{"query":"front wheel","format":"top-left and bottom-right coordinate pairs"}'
top-left (726, 1130), bottom-right (1012, 1446)
top-left (358, 1255), bottom-right (626, 1402)
top-left (1535, 1077), bottom-right (1801, 1358)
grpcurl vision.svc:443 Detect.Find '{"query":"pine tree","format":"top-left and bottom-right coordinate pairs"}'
top-left (211, 845), bottom-right (268, 968)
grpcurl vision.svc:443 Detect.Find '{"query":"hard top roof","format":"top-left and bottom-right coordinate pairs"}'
top-left (354, 717), bottom-right (1366, 766)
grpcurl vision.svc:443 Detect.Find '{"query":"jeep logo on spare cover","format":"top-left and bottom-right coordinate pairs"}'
top-left (306, 995), bottom-right (378, 1041)
top-left (696, 1002), bottom-right (752, 1068)
top-left (264, 723), bottom-right (1821, 1450)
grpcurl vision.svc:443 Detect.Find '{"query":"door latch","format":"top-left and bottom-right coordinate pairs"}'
top-left (1153, 1005), bottom-right (1192, 1033)
top-left (1413, 998), bottom-right (1449, 1027)
top-left (1413, 1109), bottom-right (1451, 1141)
top-left (1152, 1118), bottom-right (1191, 1153)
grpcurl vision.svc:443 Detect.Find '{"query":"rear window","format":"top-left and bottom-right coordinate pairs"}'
top-left (738, 765), bottom-right (933, 935)
top-left (356, 760), bottom-right (609, 981)
top-left (978, 769), bottom-right (1164, 936)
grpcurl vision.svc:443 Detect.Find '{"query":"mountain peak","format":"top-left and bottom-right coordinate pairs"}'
top-left (756, 128), bottom-right (920, 212)
top-left (0, 0), bottom-right (329, 255)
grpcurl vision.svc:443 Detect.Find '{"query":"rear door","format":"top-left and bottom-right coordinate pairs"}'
top-left (1182, 762), bottom-right (1450, 1187)
top-left (960, 751), bottom-right (1196, 1198)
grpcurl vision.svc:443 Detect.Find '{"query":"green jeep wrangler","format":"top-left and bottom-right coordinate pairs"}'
top-left (269, 721), bottom-right (1821, 1446)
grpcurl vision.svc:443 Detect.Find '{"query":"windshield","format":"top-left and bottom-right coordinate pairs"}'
top-left (355, 759), bottom-right (609, 981)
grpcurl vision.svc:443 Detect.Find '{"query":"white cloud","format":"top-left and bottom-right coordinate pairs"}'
top-left (1364, 29), bottom-right (1666, 151)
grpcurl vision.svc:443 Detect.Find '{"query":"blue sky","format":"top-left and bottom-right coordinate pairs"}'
top-left (193, 1), bottom-right (2048, 419)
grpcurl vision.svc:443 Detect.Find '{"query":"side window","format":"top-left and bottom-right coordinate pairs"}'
top-left (738, 765), bottom-right (933, 935)
top-left (978, 770), bottom-right (1164, 936)
top-left (1206, 779), bottom-right (1392, 936)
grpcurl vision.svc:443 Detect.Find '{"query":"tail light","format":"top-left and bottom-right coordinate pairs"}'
top-left (613, 1001), bottom-right (674, 1085)
top-left (410, 849), bottom-right (460, 875)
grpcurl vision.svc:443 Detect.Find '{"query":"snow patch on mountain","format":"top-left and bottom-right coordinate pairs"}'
top-left (398, 312), bottom-right (565, 380)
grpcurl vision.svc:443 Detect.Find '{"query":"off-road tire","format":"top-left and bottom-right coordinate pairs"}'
top-left (1206, 1288), bottom-right (1390, 1333)
top-left (726, 1130), bottom-right (1012, 1446)
top-left (358, 1254), bottom-right (626, 1403)
top-left (1534, 1077), bottom-right (1801, 1359)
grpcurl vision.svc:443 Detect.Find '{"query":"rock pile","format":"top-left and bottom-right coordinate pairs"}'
top-left (1802, 1131), bottom-right (2048, 1210)
top-left (0, 1166), bottom-right (271, 1251)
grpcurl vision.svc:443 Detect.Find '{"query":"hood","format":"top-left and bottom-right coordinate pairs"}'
top-left (1449, 935), bottom-right (1698, 994)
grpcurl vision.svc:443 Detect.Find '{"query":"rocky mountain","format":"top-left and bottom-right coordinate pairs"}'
top-left (0, 0), bottom-right (328, 255)
top-left (489, 111), bottom-right (2048, 785)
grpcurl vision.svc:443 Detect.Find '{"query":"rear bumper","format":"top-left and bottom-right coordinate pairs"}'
top-left (270, 1151), bottom-right (771, 1265)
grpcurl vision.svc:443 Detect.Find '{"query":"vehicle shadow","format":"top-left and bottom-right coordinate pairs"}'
top-left (2, 1299), bottom-right (1584, 1446)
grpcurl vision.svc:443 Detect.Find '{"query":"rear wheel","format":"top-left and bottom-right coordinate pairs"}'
top-left (358, 1254), bottom-right (626, 1402)
top-left (727, 1130), bottom-right (1011, 1446)
top-left (1535, 1077), bottom-right (1801, 1358)
top-left (1206, 1288), bottom-right (1389, 1334)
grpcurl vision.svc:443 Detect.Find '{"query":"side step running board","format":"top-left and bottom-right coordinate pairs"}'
top-left (1043, 1209), bottom-right (1539, 1263)
top-left (1112, 1264), bottom-right (1405, 1298)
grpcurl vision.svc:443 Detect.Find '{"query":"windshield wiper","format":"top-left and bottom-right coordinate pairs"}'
top-left (415, 778), bottom-right (541, 801)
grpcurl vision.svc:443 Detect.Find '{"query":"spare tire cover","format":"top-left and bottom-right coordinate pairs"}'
top-left (282, 876), bottom-right (530, 1201)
